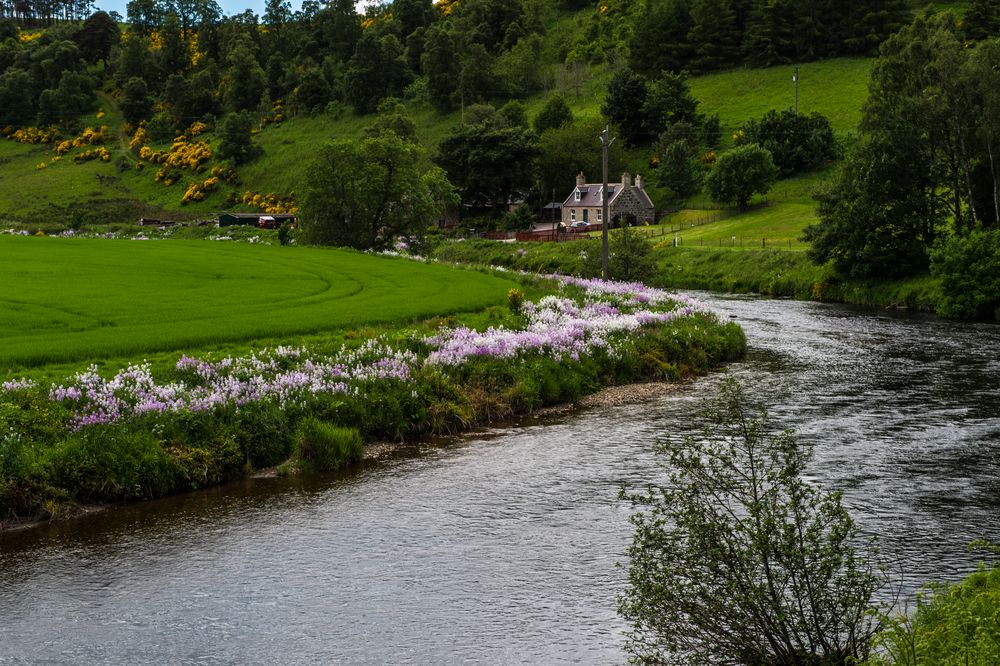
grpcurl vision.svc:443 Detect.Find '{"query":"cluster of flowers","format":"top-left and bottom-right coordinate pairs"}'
top-left (47, 341), bottom-right (417, 430)
top-left (260, 100), bottom-right (285, 127)
top-left (129, 125), bottom-right (149, 151)
top-left (2, 126), bottom-right (59, 145)
top-left (72, 146), bottom-right (111, 164)
top-left (3, 275), bottom-right (713, 433)
top-left (241, 191), bottom-right (297, 214)
top-left (434, 0), bottom-right (460, 17)
top-left (139, 140), bottom-right (212, 172)
top-left (55, 126), bottom-right (110, 155)
top-left (184, 121), bottom-right (209, 138)
top-left (1, 378), bottom-right (36, 392)
top-left (425, 288), bottom-right (706, 366)
top-left (182, 176), bottom-right (221, 203)
top-left (17, 29), bottom-right (43, 43)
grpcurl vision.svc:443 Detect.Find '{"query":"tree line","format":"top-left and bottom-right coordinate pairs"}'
top-left (0, 0), bottom-right (95, 26)
top-left (805, 9), bottom-right (1000, 318)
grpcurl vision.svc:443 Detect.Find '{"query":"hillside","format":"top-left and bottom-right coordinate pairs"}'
top-left (0, 0), bottom-right (975, 233)
top-left (0, 56), bottom-right (869, 227)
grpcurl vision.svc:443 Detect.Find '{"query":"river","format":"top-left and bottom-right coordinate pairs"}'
top-left (1, 294), bottom-right (998, 664)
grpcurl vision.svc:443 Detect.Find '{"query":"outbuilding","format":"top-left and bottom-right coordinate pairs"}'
top-left (218, 213), bottom-right (298, 227)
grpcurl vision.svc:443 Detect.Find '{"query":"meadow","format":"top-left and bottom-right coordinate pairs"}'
top-left (0, 236), bottom-right (518, 370)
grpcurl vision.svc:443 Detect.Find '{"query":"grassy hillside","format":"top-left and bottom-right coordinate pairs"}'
top-left (0, 236), bottom-right (517, 370)
top-left (0, 51), bottom-right (873, 228)
top-left (689, 57), bottom-right (873, 141)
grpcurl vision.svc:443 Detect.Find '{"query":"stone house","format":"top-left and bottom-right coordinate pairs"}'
top-left (560, 172), bottom-right (655, 227)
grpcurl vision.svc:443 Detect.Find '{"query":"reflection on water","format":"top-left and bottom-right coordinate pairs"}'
top-left (1, 295), bottom-right (998, 664)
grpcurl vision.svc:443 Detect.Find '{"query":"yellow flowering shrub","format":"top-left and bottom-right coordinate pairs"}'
top-left (185, 121), bottom-right (208, 138)
top-left (7, 126), bottom-right (60, 145)
top-left (182, 176), bottom-right (221, 203)
top-left (241, 190), bottom-right (297, 214)
top-left (129, 126), bottom-right (149, 151)
top-left (72, 147), bottom-right (111, 163)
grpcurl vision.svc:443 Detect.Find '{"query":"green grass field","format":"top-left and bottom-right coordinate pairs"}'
top-left (628, 202), bottom-right (816, 250)
top-left (689, 57), bottom-right (874, 142)
top-left (0, 237), bottom-right (517, 369)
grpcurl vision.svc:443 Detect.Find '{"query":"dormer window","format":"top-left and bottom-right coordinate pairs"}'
top-left (574, 189), bottom-right (581, 202)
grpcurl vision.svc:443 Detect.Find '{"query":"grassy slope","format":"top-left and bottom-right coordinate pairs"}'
top-left (0, 236), bottom-right (517, 370)
top-left (688, 57), bottom-right (873, 140)
top-left (0, 3), bottom-right (970, 230)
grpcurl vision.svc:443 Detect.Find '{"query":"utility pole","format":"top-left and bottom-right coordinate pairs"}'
top-left (793, 66), bottom-right (799, 114)
top-left (599, 125), bottom-right (615, 280)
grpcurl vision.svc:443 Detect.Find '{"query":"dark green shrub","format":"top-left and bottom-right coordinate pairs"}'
top-left (233, 401), bottom-right (293, 468)
top-left (293, 418), bottom-right (363, 472)
top-left (931, 230), bottom-right (1000, 319)
top-left (705, 144), bottom-right (779, 210)
top-left (737, 109), bottom-right (837, 176)
top-left (277, 221), bottom-right (293, 246)
top-left (48, 427), bottom-right (177, 503)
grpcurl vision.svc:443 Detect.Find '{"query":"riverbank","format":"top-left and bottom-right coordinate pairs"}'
top-left (430, 240), bottom-right (947, 315)
top-left (0, 267), bottom-right (745, 528)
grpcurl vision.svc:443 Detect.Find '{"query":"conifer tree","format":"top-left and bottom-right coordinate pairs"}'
top-left (627, 0), bottom-right (692, 77)
top-left (422, 25), bottom-right (459, 112)
top-left (687, 0), bottom-right (740, 72)
top-left (964, 0), bottom-right (1000, 41)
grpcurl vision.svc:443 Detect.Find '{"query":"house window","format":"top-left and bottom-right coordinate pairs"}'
top-left (570, 209), bottom-right (576, 222)
top-left (574, 190), bottom-right (581, 202)
top-left (597, 209), bottom-right (602, 222)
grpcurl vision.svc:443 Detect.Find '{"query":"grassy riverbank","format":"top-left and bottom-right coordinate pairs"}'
top-left (432, 239), bottom-right (944, 313)
top-left (0, 246), bottom-right (745, 525)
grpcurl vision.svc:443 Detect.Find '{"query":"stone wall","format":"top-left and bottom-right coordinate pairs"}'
top-left (611, 187), bottom-right (654, 224)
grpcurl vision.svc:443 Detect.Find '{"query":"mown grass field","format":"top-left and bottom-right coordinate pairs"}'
top-left (0, 237), bottom-right (518, 370)
top-left (626, 203), bottom-right (816, 250)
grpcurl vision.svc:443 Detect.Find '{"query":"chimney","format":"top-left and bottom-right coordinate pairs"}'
top-left (576, 172), bottom-right (586, 187)
top-left (621, 172), bottom-right (631, 187)
top-left (635, 174), bottom-right (644, 190)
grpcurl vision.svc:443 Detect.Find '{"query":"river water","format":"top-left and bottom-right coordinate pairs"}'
top-left (1, 295), bottom-right (999, 664)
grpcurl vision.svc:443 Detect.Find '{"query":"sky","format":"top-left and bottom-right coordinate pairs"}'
top-left (93, 0), bottom-right (379, 22)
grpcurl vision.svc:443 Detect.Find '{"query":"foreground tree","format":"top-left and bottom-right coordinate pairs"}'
top-left (620, 378), bottom-right (886, 665)
top-left (705, 144), bottom-right (778, 210)
top-left (300, 135), bottom-right (456, 249)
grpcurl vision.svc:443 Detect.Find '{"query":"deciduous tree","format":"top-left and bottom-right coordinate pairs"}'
top-left (620, 378), bottom-right (885, 665)
top-left (705, 144), bottom-right (778, 210)
top-left (300, 135), bottom-right (457, 249)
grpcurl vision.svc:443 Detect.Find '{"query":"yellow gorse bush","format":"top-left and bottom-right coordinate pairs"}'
top-left (182, 176), bottom-right (221, 203)
top-left (73, 147), bottom-right (111, 163)
top-left (242, 190), bottom-right (298, 214)
top-left (5, 126), bottom-right (60, 145)
top-left (129, 126), bottom-right (149, 151)
top-left (140, 140), bottom-right (212, 176)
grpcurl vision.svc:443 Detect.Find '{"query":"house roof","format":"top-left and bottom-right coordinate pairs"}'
top-left (562, 184), bottom-right (617, 208)
top-left (561, 183), bottom-right (656, 211)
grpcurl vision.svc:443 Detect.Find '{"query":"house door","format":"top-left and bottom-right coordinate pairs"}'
top-left (583, 209), bottom-right (589, 223)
